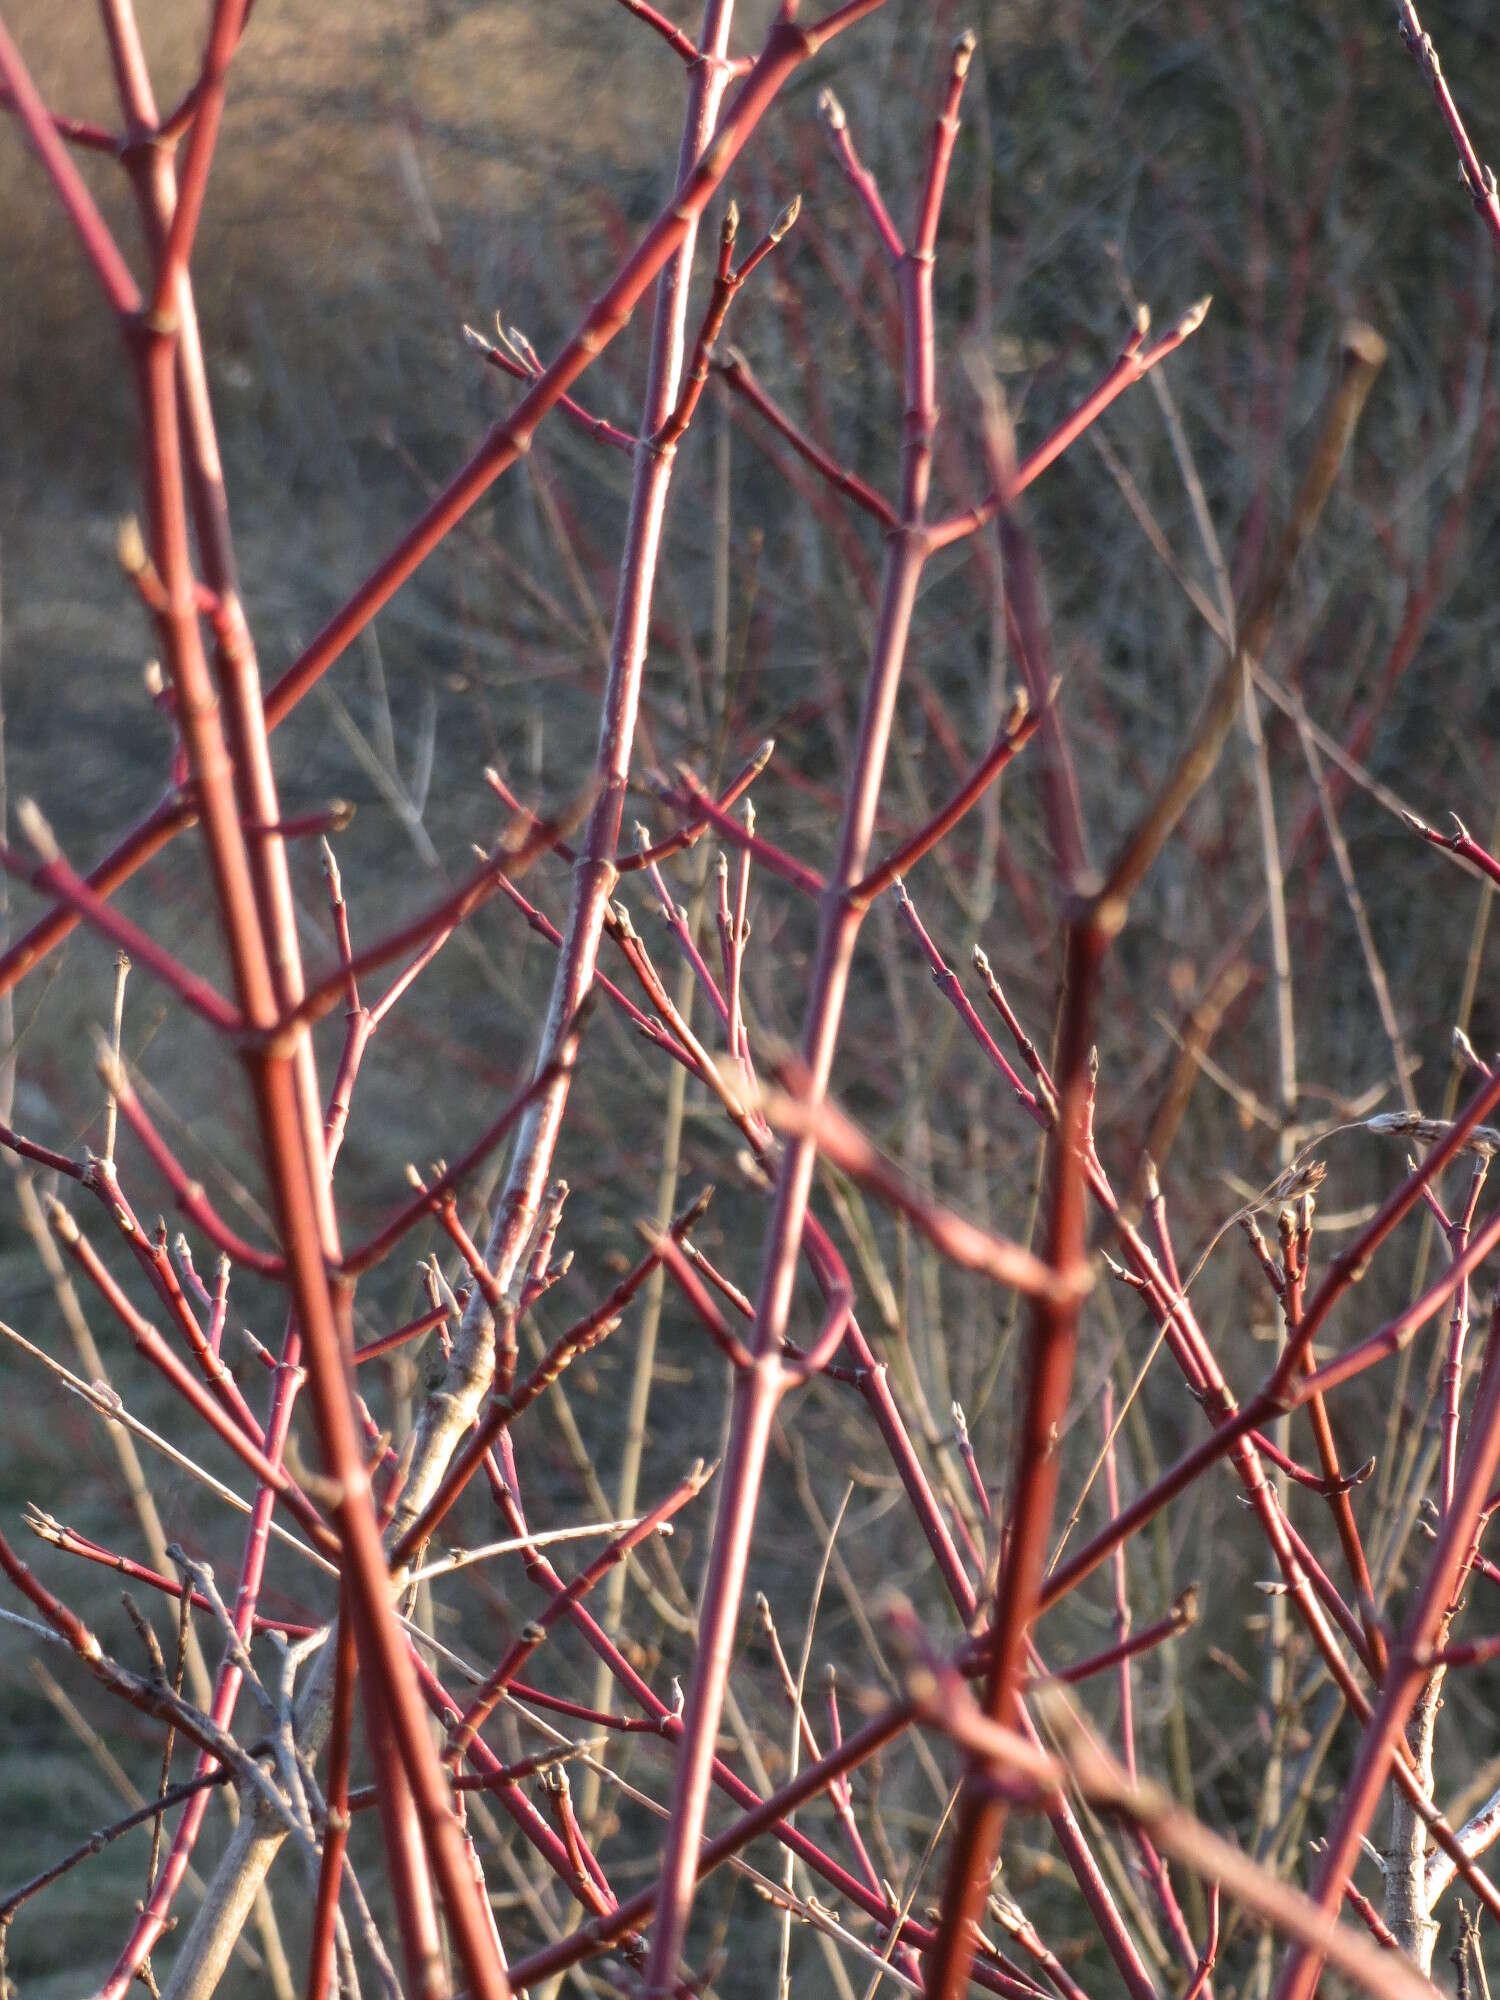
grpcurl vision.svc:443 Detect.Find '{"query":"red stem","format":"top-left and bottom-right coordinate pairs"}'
top-left (0, 793), bottom-right (192, 1001)
top-left (851, 695), bottom-right (1041, 903)
top-left (263, 6), bottom-right (888, 732)
top-left (928, 305), bottom-right (1211, 551)
top-left (104, 1064), bottom-right (285, 1274)
top-left (1395, 3), bottom-right (1500, 257)
top-left (0, 20), bottom-right (141, 312)
top-left (0, 833), bottom-right (239, 1032)
top-left (0, 82), bottom-right (119, 151)
top-left (304, 1594), bottom-right (356, 2000)
top-left (338, 1056), bottom-right (568, 1276)
top-left (639, 38), bottom-right (973, 1989)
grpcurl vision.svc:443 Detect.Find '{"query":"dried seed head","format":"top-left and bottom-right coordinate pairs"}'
top-left (1368, 1110), bottom-right (1500, 1159)
top-left (1266, 1157), bottom-right (1327, 1204)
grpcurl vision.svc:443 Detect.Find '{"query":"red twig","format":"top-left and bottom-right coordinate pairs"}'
top-left (338, 1053), bottom-right (571, 1275)
top-left (654, 196), bottom-right (800, 454)
top-left (0, 814), bottom-right (240, 1033)
top-left (763, 1079), bottom-right (1072, 1299)
top-left (639, 35), bottom-right (976, 1988)
top-left (305, 1593), bottom-right (356, 2000)
top-left (851, 690), bottom-right (1041, 903)
top-left (0, 793), bottom-right (194, 1001)
top-left (1403, 806), bottom-right (1500, 892)
top-left (263, 4), bottom-right (891, 730)
top-left (653, 764), bottom-right (825, 895)
top-left (0, 83), bottom-right (118, 152)
top-left (717, 346), bottom-right (898, 524)
top-left (148, 0), bottom-right (251, 321)
top-left (446, 1462), bottom-right (715, 1765)
top-left (0, 21), bottom-right (140, 312)
top-left (390, 1190), bottom-right (713, 1566)
top-left (817, 84), bottom-right (906, 263)
top-left (98, 1053), bottom-right (285, 1275)
top-left (928, 301), bottom-right (1212, 551)
top-left (463, 323), bottom-right (638, 455)
top-left (1395, 3), bottom-right (1500, 257)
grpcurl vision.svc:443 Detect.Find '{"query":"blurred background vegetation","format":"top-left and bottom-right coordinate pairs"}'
top-left (2, 0), bottom-right (1500, 1992)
